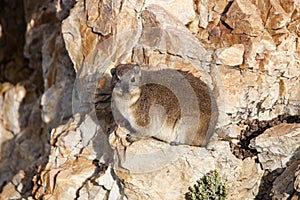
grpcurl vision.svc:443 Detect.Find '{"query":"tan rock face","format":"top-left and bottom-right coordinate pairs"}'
top-left (144, 0), bottom-right (196, 25)
top-left (62, 1), bottom-right (97, 72)
top-left (33, 116), bottom-right (122, 200)
top-left (216, 44), bottom-right (245, 66)
top-left (109, 137), bottom-right (264, 200)
top-left (0, 83), bottom-right (26, 134)
top-left (251, 123), bottom-right (300, 171)
top-left (0, 0), bottom-right (300, 199)
top-left (223, 0), bottom-right (264, 36)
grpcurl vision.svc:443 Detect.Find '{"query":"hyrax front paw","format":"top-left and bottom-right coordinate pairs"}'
top-left (109, 126), bottom-right (135, 149)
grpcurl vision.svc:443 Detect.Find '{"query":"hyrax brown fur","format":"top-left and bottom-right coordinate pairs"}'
top-left (111, 64), bottom-right (217, 146)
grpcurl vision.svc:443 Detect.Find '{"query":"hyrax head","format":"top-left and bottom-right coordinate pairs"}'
top-left (111, 64), bottom-right (142, 100)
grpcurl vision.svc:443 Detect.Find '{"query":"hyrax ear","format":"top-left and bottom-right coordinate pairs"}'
top-left (133, 65), bottom-right (141, 76)
top-left (110, 68), bottom-right (116, 76)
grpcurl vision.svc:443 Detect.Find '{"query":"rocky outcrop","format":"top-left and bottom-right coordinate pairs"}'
top-left (0, 0), bottom-right (299, 199)
top-left (252, 123), bottom-right (300, 199)
top-left (251, 123), bottom-right (300, 171)
top-left (0, 0), bottom-right (75, 198)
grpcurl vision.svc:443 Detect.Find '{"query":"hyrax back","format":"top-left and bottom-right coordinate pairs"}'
top-left (111, 64), bottom-right (216, 146)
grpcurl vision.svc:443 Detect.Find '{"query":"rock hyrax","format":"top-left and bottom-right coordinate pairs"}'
top-left (111, 64), bottom-right (217, 146)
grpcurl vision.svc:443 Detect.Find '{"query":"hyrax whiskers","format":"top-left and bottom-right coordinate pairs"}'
top-left (111, 64), bottom-right (216, 146)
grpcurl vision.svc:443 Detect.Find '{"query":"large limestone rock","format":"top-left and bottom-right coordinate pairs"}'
top-left (33, 115), bottom-right (123, 200)
top-left (112, 138), bottom-right (264, 200)
top-left (251, 123), bottom-right (300, 171)
top-left (144, 0), bottom-right (196, 25)
top-left (251, 123), bottom-right (300, 199)
top-left (223, 0), bottom-right (265, 36)
top-left (215, 44), bottom-right (245, 66)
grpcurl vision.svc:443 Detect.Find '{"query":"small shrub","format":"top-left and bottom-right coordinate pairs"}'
top-left (185, 170), bottom-right (229, 200)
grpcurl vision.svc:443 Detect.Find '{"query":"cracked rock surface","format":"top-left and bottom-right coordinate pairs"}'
top-left (0, 0), bottom-right (300, 199)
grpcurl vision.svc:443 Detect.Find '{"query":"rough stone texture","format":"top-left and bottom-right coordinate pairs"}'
top-left (144, 0), bottom-right (196, 25)
top-left (0, 82), bottom-right (47, 198)
top-left (271, 159), bottom-right (300, 199)
top-left (215, 44), bottom-right (245, 66)
top-left (252, 122), bottom-right (300, 199)
top-left (62, 0), bottom-right (90, 72)
top-left (251, 123), bottom-right (300, 171)
top-left (0, 0), bottom-right (75, 198)
top-left (36, 121), bottom-right (263, 200)
top-left (33, 115), bottom-right (123, 200)
top-left (111, 138), bottom-right (264, 200)
top-left (0, 0), bottom-right (300, 199)
top-left (223, 0), bottom-right (265, 36)
top-left (0, 83), bottom-right (26, 134)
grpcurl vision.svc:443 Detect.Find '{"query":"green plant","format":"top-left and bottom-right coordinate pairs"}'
top-left (185, 170), bottom-right (229, 200)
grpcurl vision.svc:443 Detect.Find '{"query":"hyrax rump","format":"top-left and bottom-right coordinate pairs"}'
top-left (111, 64), bottom-right (217, 146)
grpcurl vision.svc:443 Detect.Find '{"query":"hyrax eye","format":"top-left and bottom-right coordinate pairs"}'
top-left (131, 77), bottom-right (135, 82)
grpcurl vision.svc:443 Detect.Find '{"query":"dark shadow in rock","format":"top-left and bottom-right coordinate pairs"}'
top-left (0, 60), bottom-right (75, 198)
top-left (92, 69), bottom-right (127, 198)
top-left (229, 115), bottom-right (300, 199)
top-left (255, 146), bottom-right (300, 200)
top-left (0, 0), bottom-right (43, 197)
top-left (0, 0), bottom-right (33, 84)
top-left (231, 115), bottom-right (300, 160)
top-left (0, 1), bottom-right (76, 198)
